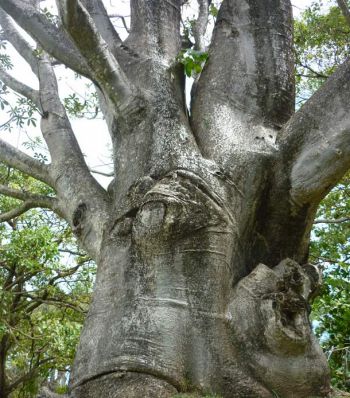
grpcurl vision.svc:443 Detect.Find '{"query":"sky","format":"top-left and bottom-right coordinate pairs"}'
top-left (0, 0), bottom-right (325, 187)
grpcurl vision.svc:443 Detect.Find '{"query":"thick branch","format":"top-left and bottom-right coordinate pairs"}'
top-left (0, 0), bottom-right (90, 77)
top-left (192, 0), bottom-right (294, 135)
top-left (129, 0), bottom-right (182, 61)
top-left (337, 0), bottom-right (350, 26)
top-left (58, 0), bottom-right (136, 112)
top-left (190, 0), bottom-right (295, 161)
top-left (37, 56), bottom-right (111, 260)
top-left (0, 69), bottom-right (40, 105)
top-left (80, 0), bottom-right (122, 53)
top-left (37, 55), bottom-right (89, 169)
top-left (193, 0), bottom-right (211, 51)
top-left (0, 139), bottom-right (51, 184)
top-left (280, 58), bottom-right (350, 206)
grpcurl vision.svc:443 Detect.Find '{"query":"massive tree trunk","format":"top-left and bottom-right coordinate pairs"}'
top-left (0, 0), bottom-right (349, 396)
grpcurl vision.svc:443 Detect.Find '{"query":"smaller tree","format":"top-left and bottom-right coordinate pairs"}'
top-left (0, 166), bottom-right (95, 398)
top-left (311, 173), bottom-right (350, 391)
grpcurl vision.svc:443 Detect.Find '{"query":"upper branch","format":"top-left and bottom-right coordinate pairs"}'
top-left (192, 0), bottom-right (294, 132)
top-left (0, 184), bottom-right (60, 222)
top-left (80, 0), bottom-right (122, 54)
top-left (37, 55), bottom-right (111, 259)
top-left (0, 200), bottom-right (56, 222)
top-left (0, 139), bottom-right (51, 184)
top-left (0, 9), bottom-right (39, 75)
top-left (193, 0), bottom-right (211, 51)
top-left (0, 69), bottom-right (40, 106)
top-left (0, 184), bottom-right (56, 203)
top-left (0, 0), bottom-right (90, 77)
top-left (279, 58), bottom-right (350, 206)
top-left (128, 0), bottom-right (182, 61)
top-left (337, 0), bottom-right (350, 26)
top-left (58, 0), bottom-right (137, 112)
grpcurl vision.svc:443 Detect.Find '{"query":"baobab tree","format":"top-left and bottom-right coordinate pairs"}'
top-left (0, 0), bottom-right (349, 397)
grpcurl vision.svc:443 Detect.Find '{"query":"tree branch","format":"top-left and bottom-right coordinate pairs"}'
top-left (80, 0), bottom-right (122, 53)
top-left (7, 358), bottom-right (54, 394)
top-left (0, 201), bottom-right (52, 222)
top-left (109, 14), bottom-right (130, 34)
top-left (0, 139), bottom-right (51, 184)
top-left (195, 0), bottom-right (294, 125)
top-left (58, 0), bottom-right (138, 112)
top-left (129, 0), bottom-right (182, 61)
top-left (89, 168), bottom-right (114, 177)
top-left (190, 0), bottom-right (295, 160)
top-left (0, 9), bottom-right (39, 74)
top-left (0, 68), bottom-right (40, 106)
top-left (0, 0), bottom-right (90, 77)
top-left (337, 0), bottom-right (350, 27)
top-left (0, 184), bottom-right (55, 203)
top-left (279, 58), bottom-right (350, 206)
top-left (36, 55), bottom-right (111, 260)
top-left (0, 184), bottom-right (60, 222)
top-left (314, 216), bottom-right (350, 224)
top-left (193, 0), bottom-right (211, 51)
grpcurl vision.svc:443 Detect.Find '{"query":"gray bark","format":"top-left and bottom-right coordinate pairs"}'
top-left (1, 0), bottom-right (349, 396)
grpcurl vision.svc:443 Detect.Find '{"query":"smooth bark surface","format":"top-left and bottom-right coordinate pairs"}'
top-left (1, 0), bottom-right (349, 396)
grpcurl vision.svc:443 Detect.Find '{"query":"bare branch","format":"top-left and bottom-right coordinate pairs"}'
top-left (0, 184), bottom-right (60, 221)
top-left (0, 184), bottom-right (54, 203)
top-left (0, 201), bottom-right (51, 222)
top-left (191, 0), bottom-right (295, 160)
top-left (337, 0), bottom-right (350, 27)
top-left (89, 168), bottom-right (114, 177)
top-left (0, 68), bottom-right (40, 106)
top-left (0, 9), bottom-right (39, 74)
top-left (0, 139), bottom-right (51, 184)
top-left (129, 0), bottom-right (182, 61)
top-left (193, 0), bottom-right (211, 51)
top-left (37, 55), bottom-right (89, 169)
top-left (314, 216), bottom-right (350, 224)
top-left (208, 0), bottom-right (294, 126)
top-left (80, 0), bottom-right (122, 52)
top-left (280, 58), bottom-right (350, 206)
top-left (0, 0), bottom-right (90, 77)
top-left (109, 14), bottom-right (130, 33)
top-left (35, 55), bottom-right (111, 260)
top-left (58, 0), bottom-right (138, 112)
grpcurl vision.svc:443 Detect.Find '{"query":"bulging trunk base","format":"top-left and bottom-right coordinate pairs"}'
top-left (70, 372), bottom-right (177, 398)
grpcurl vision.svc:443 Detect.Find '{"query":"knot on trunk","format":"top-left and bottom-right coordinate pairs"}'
top-left (72, 203), bottom-right (87, 235)
top-left (133, 170), bottom-right (233, 250)
top-left (229, 258), bottom-right (329, 397)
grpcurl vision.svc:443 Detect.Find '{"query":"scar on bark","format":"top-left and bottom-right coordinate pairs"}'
top-left (72, 203), bottom-right (87, 234)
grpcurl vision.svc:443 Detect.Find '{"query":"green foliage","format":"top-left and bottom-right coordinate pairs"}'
top-left (294, 1), bottom-right (350, 106)
top-left (63, 90), bottom-right (99, 119)
top-left (177, 49), bottom-right (209, 77)
top-left (209, 4), bottom-right (219, 18)
top-left (311, 173), bottom-right (350, 391)
top-left (0, 167), bottom-right (95, 397)
top-left (293, 2), bottom-right (350, 389)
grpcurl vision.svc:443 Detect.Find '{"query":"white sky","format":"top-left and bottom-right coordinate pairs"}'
top-left (0, 0), bottom-right (327, 187)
